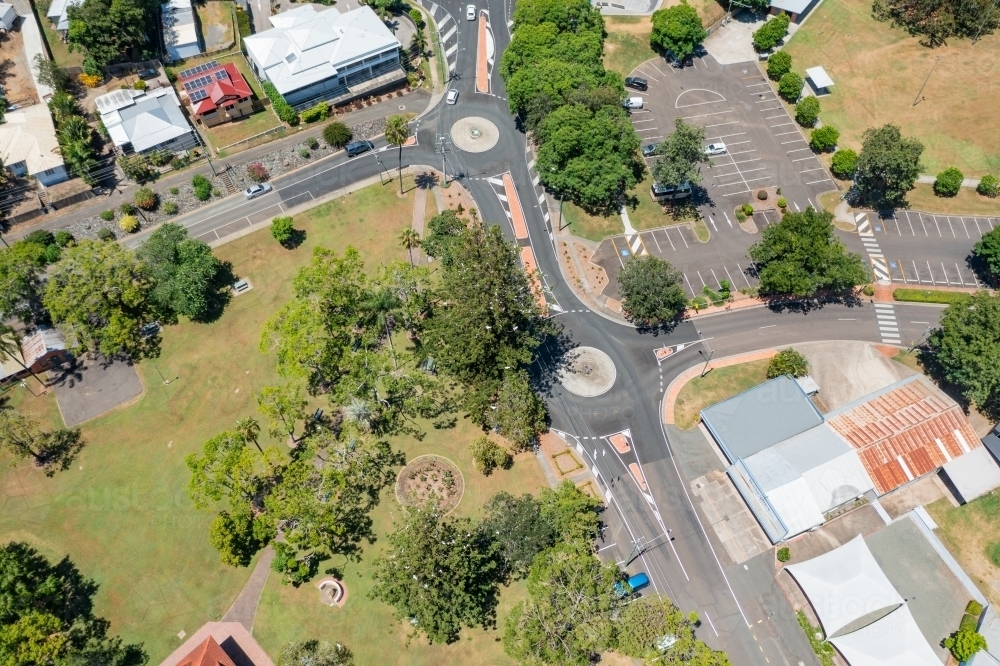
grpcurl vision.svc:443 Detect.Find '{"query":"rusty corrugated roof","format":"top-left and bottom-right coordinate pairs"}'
top-left (825, 376), bottom-right (979, 495)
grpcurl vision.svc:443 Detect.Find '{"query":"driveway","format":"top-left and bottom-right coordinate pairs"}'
top-left (51, 357), bottom-right (144, 427)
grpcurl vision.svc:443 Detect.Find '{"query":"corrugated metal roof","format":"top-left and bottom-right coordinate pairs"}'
top-left (825, 376), bottom-right (979, 494)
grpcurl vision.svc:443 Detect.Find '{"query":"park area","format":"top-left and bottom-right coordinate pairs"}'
top-left (783, 0), bottom-right (1000, 177)
top-left (0, 179), bottom-right (547, 664)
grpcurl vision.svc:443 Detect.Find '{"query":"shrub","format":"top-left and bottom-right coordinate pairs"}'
top-left (97, 227), bottom-right (115, 241)
top-left (757, 189), bottom-right (768, 200)
top-left (78, 73), bottom-right (102, 88)
top-left (831, 149), bottom-right (858, 179)
top-left (735, 209), bottom-right (746, 222)
top-left (119, 215), bottom-right (139, 233)
top-left (943, 628), bottom-right (987, 662)
top-left (42, 244), bottom-right (61, 263)
top-left (236, 7), bottom-right (251, 37)
top-left (469, 436), bottom-right (513, 476)
top-left (795, 96), bottom-right (820, 126)
top-left (270, 542), bottom-right (316, 586)
top-left (777, 197), bottom-right (787, 207)
top-left (169, 187), bottom-right (179, 195)
top-left (133, 187), bottom-right (158, 211)
top-left (409, 7), bottom-right (425, 29)
top-left (299, 148), bottom-right (310, 158)
top-left (119, 202), bottom-right (136, 215)
top-left (133, 79), bottom-right (147, 90)
top-left (810, 125), bottom-right (839, 152)
top-left (54, 230), bottom-right (74, 246)
top-left (147, 149), bottom-right (172, 167)
top-left (934, 167), bottom-right (964, 197)
top-left (247, 162), bottom-right (269, 183)
top-left (741, 203), bottom-right (754, 216)
top-left (23, 230), bottom-right (54, 247)
top-left (323, 121), bottom-right (352, 148)
top-left (300, 101), bottom-right (329, 123)
top-left (162, 201), bottom-right (179, 215)
top-left (118, 154), bottom-right (151, 182)
top-left (776, 547), bottom-right (790, 562)
top-left (978, 174), bottom-right (1000, 198)
top-left (767, 348), bottom-right (808, 378)
top-left (305, 137), bottom-right (318, 150)
top-left (893, 288), bottom-right (970, 305)
top-left (83, 57), bottom-right (102, 77)
top-left (778, 72), bottom-right (803, 102)
top-left (262, 81), bottom-right (299, 125)
top-left (271, 216), bottom-right (295, 245)
top-left (967, 600), bottom-right (985, 618)
top-left (100, 210), bottom-right (115, 221)
top-left (862, 284), bottom-right (875, 296)
top-left (212, 188), bottom-right (222, 198)
top-left (192, 174), bottom-right (212, 201)
top-left (753, 13), bottom-right (790, 52)
top-left (767, 50), bottom-right (792, 80)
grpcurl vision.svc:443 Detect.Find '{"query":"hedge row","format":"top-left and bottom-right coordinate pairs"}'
top-left (263, 81), bottom-right (299, 125)
top-left (893, 288), bottom-right (972, 305)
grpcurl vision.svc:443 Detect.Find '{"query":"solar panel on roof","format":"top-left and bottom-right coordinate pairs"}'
top-left (178, 60), bottom-right (218, 80)
top-left (189, 89), bottom-right (209, 102)
top-left (214, 70), bottom-right (228, 81)
top-left (183, 75), bottom-right (213, 92)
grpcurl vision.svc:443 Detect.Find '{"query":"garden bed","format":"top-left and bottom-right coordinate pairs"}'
top-left (395, 454), bottom-right (465, 515)
top-left (893, 288), bottom-right (973, 305)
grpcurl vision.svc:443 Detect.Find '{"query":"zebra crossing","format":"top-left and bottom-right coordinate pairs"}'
top-left (611, 233), bottom-right (648, 260)
top-left (414, 0), bottom-right (459, 74)
top-left (858, 213), bottom-right (890, 282)
top-left (874, 302), bottom-right (901, 345)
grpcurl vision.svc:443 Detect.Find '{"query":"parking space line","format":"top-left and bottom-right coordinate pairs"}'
top-left (636, 70), bottom-right (660, 82)
top-left (722, 189), bottom-right (750, 196)
top-left (782, 140), bottom-right (807, 144)
top-left (958, 217), bottom-right (970, 238)
top-left (647, 230), bottom-right (661, 252)
top-left (661, 228), bottom-right (676, 250)
top-left (709, 268), bottom-right (722, 289)
top-left (787, 148), bottom-right (811, 153)
top-left (696, 271), bottom-right (707, 287)
top-left (927, 261), bottom-right (936, 284)
top-left (774, 131), bottom-right (799, 136)
top-left (765, 114), bottom-right (787, 120)
top-left (955, 263), bottom-right (965, 286)
top-left (732, 157), bottom-right (761, 164)
top-left (800, 167), bottom-right (825, 172)
top-left (743, 176), bottom-right (771, 184)
top-left (729, 149), bottom-right (757, 155)
top-left (971, 218), bottom-right (982, 236)
top-left (609, 237), bottom-right (625, 268)
top-left (806, 178), bottom-right (832, 185)
top-left (648, 63), bottom-right (666, 76)
top-left (684, 274), bottom-right (697, 297)
top-left (760, 106), bottom-right (782, 111)
top-left (682, 110), bottom-right (732, 120)
top-left (677, 227), bottom-right (689, 248)
top-left (754, 98), bottom-right (777, 103)
top-left (632, 118), bottom-right (656, 123)
top-left (792, 156), bottom-right (818, 162)
top-left (746, 82), bottom-right (770, 87)
top-left (735, 167), bottom-right (766, 173)
top-left (770, 122), bottom-right (795, 127)
top-left (945, 216), bottom-right (956, 237)
top-left (706, 132), bottom-right (747, 140)
top-left (928, 213), bottom-right (942, 236)
top-left (726, 140), bottom-right (752, 146)
top-left (703, 121), bottom-right (740, 128)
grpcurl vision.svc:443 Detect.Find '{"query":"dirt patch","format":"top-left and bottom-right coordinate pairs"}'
top-left (0, 31), bottom-right (40, 106)
top-left (604, 16), bottom-right (652, 36)
top-left (395, 454), bottom-right (465, 515)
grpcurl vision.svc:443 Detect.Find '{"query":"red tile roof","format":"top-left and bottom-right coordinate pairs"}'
top-left (177, 636), bottom-right (237, 666)
top-left (825, 376), bottom-right (980, 495)
top-left (179, 62), bottom-right (252, 117)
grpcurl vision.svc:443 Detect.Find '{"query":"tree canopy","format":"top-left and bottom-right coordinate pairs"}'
top-left (929, 291), bottom-right (1000, 413)
top-left (853, 124), bottom-right (924, 210)
top-left (649, 3), bottom-right (707, 59)
top-left (617, 256), bottom-right (688, 326)
top-left (766, 348), bottom-right (809, 378)
top-left (616, 597), bottom-right (730, 664)
top-left (539, 479), bottom-right (602, 542)
top-left (975, 228), bottom-right (1000, 285)
top-left (278, 640), bottom-right (355, 666)
top-left (482, 492), bottom-right (557, 579)
top-left (0, 409), bottom-right (84, 477)
top-left (873, 0), bottom-right (999, 46)
top-left (136, 223), bottom-right (226, 322)
top-left (747, 208), bottom-right (870, 297)
top-left (511, 0), bottom-right (604, 33)
top-left (0, 246), bottom-right (43, 324)
top-left (67, 0), bottom-right (160, 66)
top-left (651, 118), bottom-right (706, 188)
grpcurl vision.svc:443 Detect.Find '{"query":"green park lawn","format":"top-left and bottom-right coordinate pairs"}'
top-left (673, 359), bottom-right (770, 429)
top-left (0, 178), bottom-right (548, 664)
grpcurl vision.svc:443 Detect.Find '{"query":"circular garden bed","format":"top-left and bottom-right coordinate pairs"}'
top-left (395, 454), bottom-right (465, 515)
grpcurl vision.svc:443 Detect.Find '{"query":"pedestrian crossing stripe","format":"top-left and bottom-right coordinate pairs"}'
top-left (871, 257), bottom-right (890, 281)
top-left (627, 234), bottom-right (647, 256)
top-left (857, 214), bottom-right (872, 236)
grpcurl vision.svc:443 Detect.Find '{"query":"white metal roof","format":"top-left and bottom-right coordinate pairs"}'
top-left (806, 66), bottom-right (835, 89)
top-left (0, 104), bottom-right (65, 175)
top-left (96, 87), bottom-right (192, 152)
top-left (162, 0), bottom-right (201, 55)
top-left (786, 535), bottom-right (904, 638)
top-left (829, 605), bottom-right (941, 666)
top-left (0, 4), bottom-right (17, 26)
top-left (942, 446), bottom-right (1000, 503)
top-left (243, 5), bottom-right (400, 96)
top-left (769, 0), bottom-right (812, 14)
top-left (46, 0), bottom-right (81, 31)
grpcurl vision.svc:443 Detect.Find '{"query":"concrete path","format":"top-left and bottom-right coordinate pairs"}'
top-left (916, 174), bottom-right (982, 188)
top-left (221, 545), bottom-right (275, 632)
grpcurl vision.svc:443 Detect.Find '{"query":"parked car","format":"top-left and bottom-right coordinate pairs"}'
top-left (466, 4), bottom-right (476, 19)
top-left (243, 183), bottom-right (272, 199)
top-left (622, 96), bottom-right (643, 109)
top-left (625, 76), bottom-right (648, 91)
top-left (704, 142), bottom-right (727, 156)
top-left (614, 572), bottom-right (650, 597)
top-left (446, 89), bottom-right (459, 105)
top-left (137, 68), bottom-right (160, 80)
top-left (668, 53), bottom-right (684, 68)
top-left (651, 181), bottom-right (692, 201)
top-left (345, 140), bottom-right (375, 157)
top-left (642, 142), bottom-right (661, 157)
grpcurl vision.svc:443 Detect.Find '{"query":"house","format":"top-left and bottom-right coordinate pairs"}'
top-left (0, 104), bottom-right (70, 187)
top-left (177, 60), bottom-right (254, 127)
top-left (769, 0), bottom-right (818, 22)
top-left (95, 87), bottom-right (199, 155)
top-left (162, 0), bottom-right (202, 62)
top-left (159, 622), bottom-right (274, 666)
top-left (0, 327), bottom-right (70, 383)
top-left (0, 3), bottom-right (18, 31)
top-left (243, 4), bottom-right (403, 109)
top-left (45, 0), bottom-right (81, 36)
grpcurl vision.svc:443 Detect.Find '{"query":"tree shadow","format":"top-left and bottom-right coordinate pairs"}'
top-left (530, 324), bottom-right (577, 400)
top-left (37, 428), bottom-right (85, 477)
top-left (414, 171), bottom-right (438, 190)
top-left (762, 290), bottom-right (865, 314)
top-left (279, 229), bottom-right (307, 250)
top-left (49, 357), bottom-right (85, 389)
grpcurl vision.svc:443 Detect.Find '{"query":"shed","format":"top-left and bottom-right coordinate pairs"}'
top-left (0, 3), bottom-right (17, 30)
top-left (162, 0), bottom-right (202, 61)
top-left (805, 66), bottom-right (834, 95)
top-left (941, 446), bottom-right (1000, 504)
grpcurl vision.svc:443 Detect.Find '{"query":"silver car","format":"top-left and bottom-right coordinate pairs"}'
top-left (466, 4), bottom-right (476, 19)
top-left (704, 142), bottom-right (727, 156)
top-left (243, 183), bottom-right (273, 199)
top-left (446, 89), bottom-right (459, 105)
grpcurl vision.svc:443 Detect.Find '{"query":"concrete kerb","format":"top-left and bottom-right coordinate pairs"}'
top-left (661, 347), bottom-right (779, 425)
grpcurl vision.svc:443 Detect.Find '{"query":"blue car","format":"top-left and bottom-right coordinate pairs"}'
top-left (615, 572), bottom-right (650, 597)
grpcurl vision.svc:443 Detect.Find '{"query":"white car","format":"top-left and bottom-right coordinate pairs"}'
top-left (622, 96), bottom-right (643, 109)
top-left (243, 182), bottom-right (272, 199)
top-left (704, 142), bottom-right (727, 156)
top-left (446, 88), bottom-right (459, 105)
top-left (466, 4), bottom-right (476, 20)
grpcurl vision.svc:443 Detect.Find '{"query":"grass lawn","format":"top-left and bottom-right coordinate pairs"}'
top-left (195, 0), bottom-right (236, 52)
top-left (0, 177), bottom-right (547, 664)
top-left (892, 349), bottom-right (924, 374)
top-left (673, 359), bottom-right (770, 429)
top-left (33, 0), bottom-right (84, 68)
top-left (205, 109), bottom-right (283, 151)
top-left (561, 202), bottom-right (625, 243)
top-left (926, 493), bottom-right (1000, 607)
top-left (906, 183), bottom-right (1000, 216)
top-left (782, 0), bottom-right (1000, 177)
top-left (561, 177), bottom-right (699, 242)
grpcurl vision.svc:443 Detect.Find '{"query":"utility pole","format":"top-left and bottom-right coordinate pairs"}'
top-left (698, 346), bottom-right (714, 377)
top-left (973, 0), bottom-right (1000, 44)
top-left (436, 135), bottom-right (453, 185)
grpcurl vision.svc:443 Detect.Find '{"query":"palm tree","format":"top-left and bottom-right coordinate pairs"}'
top-left (48, 92), bottom-right (78, 124)
top-left (235, 416), bottom-right (262, 452)
top-left (385, 115), bottom-right (410, 195)
top-left (399, 228), bottom-right (421, 267)
top-left (0, 324), bottom-right (45, 391)
top-left (57, 116), bottom-right (92, 145)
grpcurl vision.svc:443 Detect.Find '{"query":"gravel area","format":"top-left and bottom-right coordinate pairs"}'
top-left (59, 116), bottom-right (390, 242)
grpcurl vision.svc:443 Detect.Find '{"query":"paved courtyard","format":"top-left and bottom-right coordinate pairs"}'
top-left (51, 357), bottom-right (144, 427)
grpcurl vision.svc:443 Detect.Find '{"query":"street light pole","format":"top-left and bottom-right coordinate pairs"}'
top-left (698, 348), bottom-right (714, 377)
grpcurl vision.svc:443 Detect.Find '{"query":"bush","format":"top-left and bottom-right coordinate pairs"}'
top-left (300, 101), bottom-right (329, 123)
top-left (934, 167), bottom-right (964, 197)
top-left (100, 210), bottom-right (115, 221)
top-left (236, 7), bottom-right (251, 37)
top-left (78, 73), bottom-right (102, 88)
top-left (54, 230), bottom-right (74, 246)
top-left (305, 137), bottom-right (319, 150)
top-left (162, 201), bottom-right (179, 215)
top-left (469, 436), bottom-right (513, 476)
top-left (247, 162), bottom-right (269, 183)
top-left (967, 600), bottom-right (985, 618)
top-left (83, 57), bottom-right (102, 77)
top-left (119, 202), bottom-right (136, 215)
top-left (978, 174), bottom-right (1000, 198)
top-left (741, 203), bottom-right (754, 216)
top-left (169, 187), bottom-right (179, 195)
top-left (795, 96), bottom-right (820, 126)
top-left (810, 125), bottom-right (839, 152)
top-left (212, 188), bottom-right (222, 198)
top-left (299, 148), bottom-right (310, 158)
top-left (192, 174), bottom-right (212, 201)
top-left (147, 149), bottom-right (172, 167)
top-left (23, 230), bottom-right (54, 247)
top-left (133, 79), bottom-right (147, 90)
top-left (323, 121), bottom-right (352, 148)
top-left (270, 542), bottom-right (316, 586)
top-left (119, 215), bottom-right (139, 233)
top-left (943, 628), bottom-right (987, 662)
top-left (777, 547), bottom-right (790, 562)
top-left (767, 348), bottom-right (809, 378)
top-left (757, 189), bottom-right (768, 200)
top-left (831, 149), bottom-right (858, 179)
top-left (893, 288), bottom-right (971, 305)
top-left (97, 228), bottom-right (115, 241)
top-left (133, 187), bottom-right (157, 211)
top-left (271, 216), bottom-right (295, 245)
top-left (778, 72), bottom-right (803, 102)
top-left (735, 209), bottom-right (746, 222)
top-left (862, 284), bottom-right (875, 296)
top-left (767, 50), bottom-right (792, 80)
top-left (777, 197), bottom-right (787, 208)
top-left (262, 81), bottom-right (299, 125)
top-left (43, 244), bottom-right (61, 263)
top-left (753, 13), bottom-right (790, 52)
top-left (409, 7), bottom-right (425, 28)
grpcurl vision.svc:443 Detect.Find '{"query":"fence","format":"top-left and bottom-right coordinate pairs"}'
top-left (218, 125), bottom-right (286, 152)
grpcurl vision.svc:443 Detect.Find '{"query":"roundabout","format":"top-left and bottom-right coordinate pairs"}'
top-left (558, 346), bottom-right (617, 397)
top-left (450, 117), bottom-right (500, 153)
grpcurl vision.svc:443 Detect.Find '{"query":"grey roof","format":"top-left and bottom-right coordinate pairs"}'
top-left (700, 375), bottom-right (823, 462)
top-left (942, 446), bottom-right (1000, 503)
top-left (96, 87), bottom-right (193, 153)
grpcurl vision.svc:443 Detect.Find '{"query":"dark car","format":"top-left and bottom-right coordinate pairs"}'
top-left (625, 76), bottom-right (648, 91)
top-left (345, 140), bottom-right (375, 157)
top-left (137, 68), bottom-right (160, 80)
top-left (642, 142), bottom-right (660, 157)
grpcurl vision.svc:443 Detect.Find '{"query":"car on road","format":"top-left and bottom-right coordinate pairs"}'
top-left (704, 142), bottom-right (727, 156)
top-left (466, 4), bottom-right (476, 19)
top-left (625, 76), bottom-right (648, 91)
top-left (243, 183), bottom-right (272, 199)
top-left (345, 140), bottom-right (375, 157)
top-left (622, 96), bottom-right (643, 109)
top-left (614, 572), bottom-right (650, 597)
top-left (642, 142), bottom-right (660, 157)
top-left (446, 89), bottom-right (459, 105)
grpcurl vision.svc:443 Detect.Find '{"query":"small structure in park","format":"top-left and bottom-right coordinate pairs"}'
top-left (0, 327), bottom-right (69, 383)
top-left (159, 621), bottom-right (274, 666)
top-left (805, 66), bottom-right (835, 96)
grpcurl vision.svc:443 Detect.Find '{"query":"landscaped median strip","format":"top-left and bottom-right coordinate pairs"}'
top-left (520, 246), bottom-right (547, 314)
top-left (476, 12), bottom-right (490, 93)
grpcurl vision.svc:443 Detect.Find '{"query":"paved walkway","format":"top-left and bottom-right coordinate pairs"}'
top-left (916, 174), bottom-right (982, 188)
top-left (221, 545), bottom-right (275, 632)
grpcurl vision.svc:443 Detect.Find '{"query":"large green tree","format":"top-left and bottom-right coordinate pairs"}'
top-left (420, 209), bottom-right (467, 265)
top-left (482, 492), bottom-right (556, 579)
top-left (747, 208), bottom-right (870, 296)
top-left (43, 240), bottom-right (157, 359)
top-left (278, 640), bottom-right (355, 666)
top-left (136, 223), bottom-right (225, 322)
top-left (67, 0), bottom-right (160, 66)
top-left (617, 256), bottom-right (688, 326)
top-left (649, 2), bottom-right (707, 59)
top-left (615, 597), bottom-right (729, 664)
top-left (511, 0), bottom-right (604, 33)
top-left (853, 124), bottom-right (924, 209)
top-left (929, 291), bottom-right (1000, 413)
top-left (369, 505), bottom-right (500, 644)
top-left (0, 246), bottom-right (43, 324)
top-left (975, 227), bottom-right (1000, 285)
top-left (652, 117), bottom-right (707, 188)
top-left (500, 23), bottom-right (603, 79)
top-left (539, 480), bottom-right (602, 542)
top-left (488, 370), bottom-right (547, 450)
top-left (0, 409), bottom-right (84, 477)
top-left (873, 0), bottom-right (999, 46)
top-left (505, 59), bottom-right (606, 119)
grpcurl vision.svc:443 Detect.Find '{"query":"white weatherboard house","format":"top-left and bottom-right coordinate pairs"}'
top-left (0, 104), bottom-right (69, 187)
top-left (95, 87), bottom-right (198, 155)
top-left (243, 4), bottom-right (402, 108)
